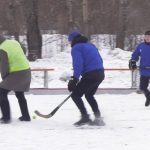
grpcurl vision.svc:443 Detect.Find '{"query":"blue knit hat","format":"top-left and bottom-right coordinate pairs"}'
top-left (68, 31), bottom-right (81, 41)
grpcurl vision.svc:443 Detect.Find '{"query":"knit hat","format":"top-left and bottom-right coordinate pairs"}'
top-left (0, 35), bottom-right (5, 44)
top-left (68, 31), bottom-right (81, 41)
top-left (144, 31), bottom-right (150, 35)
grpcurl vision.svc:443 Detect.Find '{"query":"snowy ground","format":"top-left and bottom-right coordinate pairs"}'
top-left (29, 48), bottom-right (134, 89)
top-left (0, 93), bottom-right (150, 150)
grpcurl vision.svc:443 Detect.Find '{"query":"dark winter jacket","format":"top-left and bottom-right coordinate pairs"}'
top-left (132, 42), bottom-right (150, 76)
top-left (71, 36), bottom-right (104, 79)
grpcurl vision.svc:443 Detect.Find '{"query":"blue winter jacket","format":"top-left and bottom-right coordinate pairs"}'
top-left (132, 42), bottom-right (150, 76)
top-left (71, 42), bottom-right (104, 79)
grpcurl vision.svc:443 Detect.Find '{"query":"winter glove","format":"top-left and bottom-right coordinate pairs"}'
top-left (68, 76), bottom-right (78, 92)
top-left (129, 59), bottom-right (137, 70)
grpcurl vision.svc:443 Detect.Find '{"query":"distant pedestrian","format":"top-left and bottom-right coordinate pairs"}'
top-left (129, 30), bottom-right (150, 106)
top-left (67, 31), bottom-right (105, 126)
top-left (0, 36), bottom-right (31, 123)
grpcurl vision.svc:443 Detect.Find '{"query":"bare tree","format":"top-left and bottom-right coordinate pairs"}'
top-left (8, 0), bottom-right (20, 41)
top-left (82, 0), bottom-right (89, 37)
top-left (116, 0), bottom-right (129, 49)
top-left (1, 0), bottom-right (150, 53)
top-left (0, 0), bottom-right (25, 40)
top-left (23, 0), bottom-right (42, 61)
top-left (66, 0), bottom-right (74, 31)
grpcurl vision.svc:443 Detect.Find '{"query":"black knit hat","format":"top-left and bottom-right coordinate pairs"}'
top-left (0, 35), bottom-right (6, 44)
top-left (144, 31), bottom-right (150, 35)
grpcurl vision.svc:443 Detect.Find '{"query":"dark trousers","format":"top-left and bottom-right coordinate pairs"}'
top-left (140, 76), bottom-right (150, 100)
top-left (71, 70), bottom-right (104, 118)
top-left (0, 88), bottom-right (30, 120)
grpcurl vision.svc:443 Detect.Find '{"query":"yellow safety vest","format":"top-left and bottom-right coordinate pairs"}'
top-left (0, 40), bottom-right (30, 73)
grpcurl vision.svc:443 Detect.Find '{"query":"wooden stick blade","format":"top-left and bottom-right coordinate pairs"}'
top-left (34, 110), bottom-right (52, 118)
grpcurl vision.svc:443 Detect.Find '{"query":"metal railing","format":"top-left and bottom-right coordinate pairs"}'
top-left (104, 68), bottom-right (139, 88)
top-left (31, 68), bottom-right (54, 88)
top-left (31, 68), bottom-right (139, 89)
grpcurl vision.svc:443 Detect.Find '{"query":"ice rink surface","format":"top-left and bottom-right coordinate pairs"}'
top-left (0, 93), bottom-right (150, 150)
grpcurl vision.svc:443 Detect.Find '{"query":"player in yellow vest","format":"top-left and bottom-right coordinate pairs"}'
top-left (0, 36), bottom-right (31, 123)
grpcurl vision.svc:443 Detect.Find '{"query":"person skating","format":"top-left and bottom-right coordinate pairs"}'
top-left (67, 31), bottom-right (105, 126)
top-left (129, 30), bottom-right (150, 107)
top-left (0, 36), bottom-right (31, 123)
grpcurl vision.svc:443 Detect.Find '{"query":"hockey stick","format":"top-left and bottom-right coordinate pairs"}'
top-left (34, 94), bottom-right (72, 118)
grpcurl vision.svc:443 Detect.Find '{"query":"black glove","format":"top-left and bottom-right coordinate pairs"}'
top-left (129, 59), bottom-right (137, 70)
top-left (68, 76), bottom-right (78, 92)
